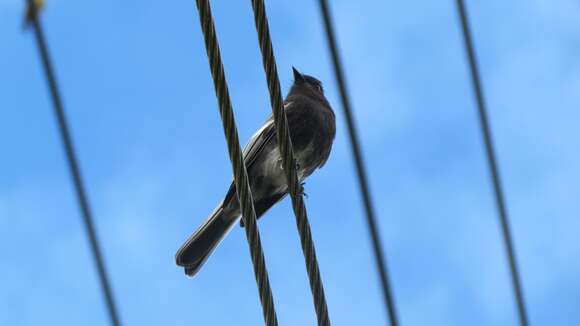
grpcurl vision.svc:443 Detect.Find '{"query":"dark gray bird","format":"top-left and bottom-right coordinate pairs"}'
top-left (175, 67), bottom-right (336, 277)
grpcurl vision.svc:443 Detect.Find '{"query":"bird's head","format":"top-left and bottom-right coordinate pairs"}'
top-left (289, 67), bottom-right (325, 99)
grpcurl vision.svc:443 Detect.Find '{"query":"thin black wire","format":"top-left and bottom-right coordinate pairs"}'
top-left (455, 1), bottom-right (529, 325)
top-left (193, 0), bottom-right (278, 325)
top-left (249, 1), bottom-right (330, 325)
top-left (317, 1), bottom-right (398, 325)
top-left (24, 1), bottom-right (121, 325)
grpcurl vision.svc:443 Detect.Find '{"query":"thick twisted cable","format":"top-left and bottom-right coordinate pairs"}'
top-left (194, 1), bottom-right (278, 325)
top-left (249, 1), bottom-right (330, 325)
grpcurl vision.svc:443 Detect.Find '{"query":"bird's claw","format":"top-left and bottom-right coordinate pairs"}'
top-left (299, 182), bottom-right (308, 198)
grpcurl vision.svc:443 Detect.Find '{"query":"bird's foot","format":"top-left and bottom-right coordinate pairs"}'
top-left (299, 182), bottom-right (308, 198)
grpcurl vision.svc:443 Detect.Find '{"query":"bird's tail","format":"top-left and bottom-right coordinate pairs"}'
top-left (175, 203), bottom-right (238, 277)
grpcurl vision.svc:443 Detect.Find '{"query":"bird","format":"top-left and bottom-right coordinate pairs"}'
top-left (22, 0), bottom-right (45, 30)
top-left (175, 67), bottom-right (336, 277)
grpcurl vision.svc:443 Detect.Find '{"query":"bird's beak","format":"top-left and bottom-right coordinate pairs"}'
top-left (292, 66), bottom-right (305, 82)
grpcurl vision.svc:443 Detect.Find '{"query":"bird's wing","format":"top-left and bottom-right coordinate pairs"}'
top-left (242, 101), bottom-right (295, 169)
top-left (222, 102), bottom-right (293, 213)
top-left (242, 116), bottom-right (275, 169)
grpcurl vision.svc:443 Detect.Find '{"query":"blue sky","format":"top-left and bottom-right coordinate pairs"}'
top-left (1, 0), bottom-right (579, 325)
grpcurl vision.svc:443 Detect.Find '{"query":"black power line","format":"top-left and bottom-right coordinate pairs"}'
top-left (23, 1), bottom-right (121, 325)
top-left (455, 1), bottom-right (529, 325)
top-left (317, 1), bottom-right (399, 325)
top-left (248, 0), bottom-right (331, 325)
top-left (193, 0), bottom-right (278, 324)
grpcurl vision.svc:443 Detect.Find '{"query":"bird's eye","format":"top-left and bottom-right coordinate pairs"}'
top-left (315, 84), bottom-right (323, 93)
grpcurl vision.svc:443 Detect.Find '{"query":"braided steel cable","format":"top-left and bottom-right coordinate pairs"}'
top-left (194, 0), bottom-right (278, 324)
top-left (249, 1), bottom-right (330, 325)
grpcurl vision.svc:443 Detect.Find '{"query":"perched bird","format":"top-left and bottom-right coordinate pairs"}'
top-left (175, 67), bottom-right (336, 277)
top-left (22, 0), bottom-right (45, 30)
